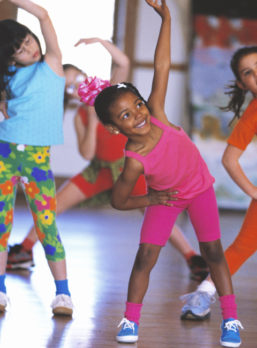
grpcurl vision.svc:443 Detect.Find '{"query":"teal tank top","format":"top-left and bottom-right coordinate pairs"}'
top-left (0, 61), bottom-right (65, 146)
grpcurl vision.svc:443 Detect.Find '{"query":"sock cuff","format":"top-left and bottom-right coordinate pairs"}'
top-left (125, 302), bottom-right (143, 325)
top-left (219, 294), bottom-right (236, 304)
top-left (197, 279), bottom-right (216, 296)
top-left (55, 279), bottom-right (71, 296)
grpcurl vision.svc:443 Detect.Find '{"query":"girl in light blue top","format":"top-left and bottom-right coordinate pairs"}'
top-left (0, 0), bottom-right (72, 315)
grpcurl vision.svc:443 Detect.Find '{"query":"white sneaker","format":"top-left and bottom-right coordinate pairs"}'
top-left (0, 291), bottom-right (9, 312)
top-left (51, 294), bottom-right (73, 316)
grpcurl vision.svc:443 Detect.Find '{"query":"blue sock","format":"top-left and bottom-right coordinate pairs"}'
top-left (55, 279), bottom-right (70, 296)
top-left (0, 275), bottom-right (6, 294)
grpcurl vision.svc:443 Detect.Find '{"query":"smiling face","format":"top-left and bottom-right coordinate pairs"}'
top-left (108, 91), bottom-right (151, 137)
top-left (237, 53), bottom-right (257, 97)
top-left (12, 34), bottom-right (41, 66)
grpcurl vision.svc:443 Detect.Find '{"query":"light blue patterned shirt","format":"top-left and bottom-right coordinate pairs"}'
top-left (0, 61), bottom-right (65, 146)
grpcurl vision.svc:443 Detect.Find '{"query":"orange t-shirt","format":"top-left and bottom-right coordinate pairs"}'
top-left (227, 98), bottom-right (257, 150)
top-left (78, 106), bottom-right (127, 162)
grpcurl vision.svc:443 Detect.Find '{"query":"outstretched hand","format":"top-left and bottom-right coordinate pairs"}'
top-left (145, 0), bottom-right (170, 19)
top-left (74, 38), bottom-right (102, 47)
top-left (148, 187), bottom-right (178, 206)
top-left (0, 101), bottom-right (9, 119)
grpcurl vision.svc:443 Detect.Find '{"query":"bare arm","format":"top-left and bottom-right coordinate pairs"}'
top-left (9, 0), bottom-right (63, 75)
top-left (145, 0), bottom-right (171, 124)
top-left (222, 144), bottom-right (257, 199)
top-left (74, 106), bottom-right (99, 161)
top-left (111, 157), bottom-right (175, 210)
top-left (74, 38), bottom-right (130, 84)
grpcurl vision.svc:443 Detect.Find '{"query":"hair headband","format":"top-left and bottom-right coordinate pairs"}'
top-left (78, 76), bottom-right (111, 106)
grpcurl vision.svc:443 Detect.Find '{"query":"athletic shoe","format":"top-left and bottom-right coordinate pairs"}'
top-left (187, 255), bottom-right (209, 282)
top-left (51, 294), bottom-right (73, 316)
top-left (220, 318), bottom-right (243, 347)
top-left (180, 290), bottom-right (215, 320)
top-left (7, 244), bottom-right (34, 270)
top-left (116, 318), bottom-right (138, 343)
top-left (0, 291), bottom-right (9, 312)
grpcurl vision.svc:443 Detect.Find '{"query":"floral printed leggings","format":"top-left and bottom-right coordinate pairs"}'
top-left (0, 140), bottom-right (65, 261)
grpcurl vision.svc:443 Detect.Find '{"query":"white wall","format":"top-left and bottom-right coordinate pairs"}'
top-left (51, 107), bottom-right (90, 177)
top-left (51, 0), bottom-right (192, 178)
top-left (0, 0), bottom-right (191, 178)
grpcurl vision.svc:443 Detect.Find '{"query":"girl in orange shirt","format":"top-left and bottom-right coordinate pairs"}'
top-left (181, 46), bottom-right (257, 332)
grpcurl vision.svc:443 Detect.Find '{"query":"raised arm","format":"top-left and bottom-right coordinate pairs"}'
top-left (74, 106), bottom-right (99, 161)
top-left (222, 144), bottom-right (257, 200)
top-left (75, 38), bottom-right (130, 84)
top-left (145, 0), bottom-right (171, 122)
top-left (9, 0), bottom-right (63, 75)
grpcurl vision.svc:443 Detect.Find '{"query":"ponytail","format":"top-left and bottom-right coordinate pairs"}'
top-left (221, 82), bottom-right (246, 125)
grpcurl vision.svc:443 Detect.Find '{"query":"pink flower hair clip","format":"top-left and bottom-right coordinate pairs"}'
top-left (78, 76), bottom-right (111, 106)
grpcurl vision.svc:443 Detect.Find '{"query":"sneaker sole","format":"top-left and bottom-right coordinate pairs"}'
top-left (180, 309), bottom-right (210, 321)
top-left (6, 261), bottom-right (35, 270)
top-left (220, 339), bottom-right (241, 347)
top-left (116, 335), bottom-right (138, 343)
top-left (53, 306), bottom-right (73, 316)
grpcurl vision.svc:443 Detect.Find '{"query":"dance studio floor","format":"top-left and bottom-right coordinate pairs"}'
top-left (1, 198), bottom-right (256, 347)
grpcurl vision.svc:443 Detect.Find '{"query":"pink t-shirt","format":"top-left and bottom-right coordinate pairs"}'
top-left (125, 117), bottom-right (214, 199)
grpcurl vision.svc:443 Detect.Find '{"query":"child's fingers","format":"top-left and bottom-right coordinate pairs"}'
top-left (145, 0), bottom-right (159, 8)
top-left (74, 39), bottom-right (84, 47)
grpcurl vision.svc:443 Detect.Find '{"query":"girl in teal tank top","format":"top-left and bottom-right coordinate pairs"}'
top-left (0, 0), bottom-right (72, 316)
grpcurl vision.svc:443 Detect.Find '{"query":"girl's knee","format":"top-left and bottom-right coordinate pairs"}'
top-left (43, 240), bottom-right (65, 261)
top-left (134, 244), bottom-right (160, 272)
top-left (200, 240), bottom-right (224, 263)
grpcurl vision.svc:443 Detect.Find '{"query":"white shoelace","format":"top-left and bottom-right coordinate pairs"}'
top-left (51, 294), bottom-right (73, 309)
top-left (117, 318), bottom-right (135, 331)
top-left (224, 320), bottom-right (244, 332)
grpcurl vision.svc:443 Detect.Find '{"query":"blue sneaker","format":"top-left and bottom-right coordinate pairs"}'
top-left (220, 318), bottom-right (243, 347)
top-left (116, 318), bottom-right (138, 343)
top-left (180, 291), bottom-right (215, 320)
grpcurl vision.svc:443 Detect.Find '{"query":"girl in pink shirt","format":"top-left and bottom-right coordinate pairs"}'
top-left (78, 0), bottom-right (242, 346)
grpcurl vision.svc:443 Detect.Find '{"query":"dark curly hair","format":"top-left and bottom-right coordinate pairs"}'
top-left (94, 82), bottom-right (149, 125)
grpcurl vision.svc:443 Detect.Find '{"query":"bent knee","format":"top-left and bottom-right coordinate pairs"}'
top-left (200, 240), bottom-right (225, 263)
top-left (134, 244), bottom-right (160, 271)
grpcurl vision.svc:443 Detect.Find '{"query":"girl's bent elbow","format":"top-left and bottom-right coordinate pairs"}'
top-left (39, 8), bottom-right (49, 22)
top-left (111, 197), bottom-right (124, 210)
top-left (110, 199), bottom-right (120, 210)
top-left (222, 154), bottom-right (229, 170)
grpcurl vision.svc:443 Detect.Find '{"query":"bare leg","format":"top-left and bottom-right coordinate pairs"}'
top-left (48, 259), bottom-right (67, 280)
top-left (0, 251), bottom-right (8, 274)
top-left (200, 239), bottom-right (233, 296)
top-left (127, 244), bottom-right (162, 303)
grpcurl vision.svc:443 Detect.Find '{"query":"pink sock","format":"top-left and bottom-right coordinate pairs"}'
top-left (219, 294), bottom-right (237, 320)
top-left (124, 302), bottom-right (143, 325)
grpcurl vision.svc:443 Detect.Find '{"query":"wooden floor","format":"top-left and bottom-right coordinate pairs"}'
top-left (1, 199), bottom-right (256, 348)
